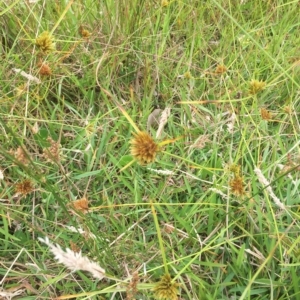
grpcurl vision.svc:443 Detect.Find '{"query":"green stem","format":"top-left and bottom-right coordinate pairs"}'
top-left (150, 200), bottom-right (168, 274)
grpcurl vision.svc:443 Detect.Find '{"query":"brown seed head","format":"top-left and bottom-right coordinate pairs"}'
top-left (43, 137), bottom-right (61, 163)
top-left (130, 131), bottom-right (159, 165)
top-left (15, 179), bottom-right (34, 196)
top-left (79, 26), bottom-right (91, 39)
top-left (71, 197), bottom-right (89, 214)
top-left (215, 64), bottom-right (227, 74)
top-left (126, 271), bottom-right (139, 300)
top-left (260, 108), bottom-right (272, 120)
top-left (38, 63), bottom-right (52, 76)
top-left (229, 176), bottom-right (245, 196)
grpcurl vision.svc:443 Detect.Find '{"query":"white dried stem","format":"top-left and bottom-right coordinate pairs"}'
top-left (147, 168), bottom-right (174, 175)
top-left (12, 68), bottom-right (41, 84)
top-left (65, 226), bottom-right (96, 239)
top-left (0, 288), bottom-right (24, 300)
top-left (254, 167), bottom-right (285, 210)
top-left (209, 188), bottom-right (229, 200)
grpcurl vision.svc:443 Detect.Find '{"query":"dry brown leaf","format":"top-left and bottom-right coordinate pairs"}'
top-left (156, 107), bottom-right (171, 138)
top-left (147, 109), bottom-right (162, 131)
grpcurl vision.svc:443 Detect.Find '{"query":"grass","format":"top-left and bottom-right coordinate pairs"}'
top-left (0, 0), bottom-right (299, 299)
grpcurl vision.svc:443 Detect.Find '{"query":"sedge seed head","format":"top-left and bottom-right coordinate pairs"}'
top-left (229, 176), bottom-right (245, 196)
top-left (35, 31), bottom-right (56, 54)
top-left (38, 62), bottom-right (52, 76)
top-left (260, 108), bottom-right (272, 120)
top-left (130, 131), bottom-right (159, 165)
top-left (11, 146), bottom-right (30, 165)
top-left (15, 179), bottom-right (34, 196)
top-left (153, 273), bottom-right (180, 300)
top-left (71, 197), bottom-right (89, 214)
top-left (215, 64), bottom-right (227, 74)
top-left (249, 79), bottom-right (266, 95)
top-left (43, 137), bottom-right (61, 163)
top-left (79, 26), bottom-right (91, 39)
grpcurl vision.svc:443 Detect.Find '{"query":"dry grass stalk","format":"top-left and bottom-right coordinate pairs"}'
top-left (188, 135), bottom-right (210, 152)
top-left (39, 236), bottom-right (105, 280)
top-left (254, 167), bottom-right (285, 209)
top-left (12, 68), bottom-right (41, 84)
top-left (147, 168), bottom-right (174, 175)
top-left (0, 287), bottom-right (24, 300)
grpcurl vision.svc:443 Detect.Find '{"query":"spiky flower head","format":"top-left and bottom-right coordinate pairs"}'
top-left (260, 108), bottom-right (272, 120)
top-left (229, 175), bottom-right (245, 196)
top-left (153, 273), bottom-right (180, 300)
top-left (215, 64), bottom-right (227, 74)
top-left (79, 26), bottom-right (91, 39)
top-left (249, 79), bottom-right (266, 94)
top-left (130, 131), bottom-right (159, 165)
top-left (35, 31), bottom-right (56, 54)
top-left (71, 197), bottom-right (89, 214)
top-left (15, 179), bottom-right (34, 196)
top-left (38, 62), bottom-right (52, 76)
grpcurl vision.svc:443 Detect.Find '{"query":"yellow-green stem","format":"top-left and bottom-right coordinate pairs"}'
top-left (150, 200), bottom-right (168, 274)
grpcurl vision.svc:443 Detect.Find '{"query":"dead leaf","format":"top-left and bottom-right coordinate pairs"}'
top-left (147, 109), bottom-right (162, 131)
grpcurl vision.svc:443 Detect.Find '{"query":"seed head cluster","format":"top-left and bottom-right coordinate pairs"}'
top-left (130, 131), bottom-right (159, 165)
top-left (249, 79), bottom-right (266, 94)
top-left (260, 108), bottom-right (272, 120)
top-left (43, 137), bottom-right (61, 163)
top-left (153, 273), bottom-right (180, 300)
top-left (15, 179), bottom-right (34, 196)
top-left (11, 146), bottom-right (30, 165)
top-left (38, 62), bottom-right (52, 76)
top-left (35, 31), bottom-right (56, 54)
top-left (229, 176), bottom-right (245, 196)
top-left (228, 164), bottom-right (245, 196)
